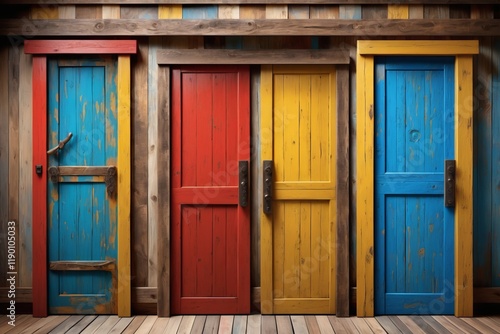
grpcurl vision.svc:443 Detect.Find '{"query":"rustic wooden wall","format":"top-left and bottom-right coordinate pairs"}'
top-left (1, 2), bottom-right (500, 313)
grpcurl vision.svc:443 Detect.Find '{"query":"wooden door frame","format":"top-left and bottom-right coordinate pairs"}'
top-left (157, 49), bottom-right (350, 317)
top-left (25, 40), bottom-right (136, 317)
top-left (356, 40), bottom-right (478, 317)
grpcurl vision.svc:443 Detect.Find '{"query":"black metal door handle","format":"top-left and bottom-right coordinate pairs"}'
top-left (239, 161), bottom-right (249, 207)
top-left (445, 160), bottom-right (456, 207)
top-left (263, 160), bottom-right (273, 215)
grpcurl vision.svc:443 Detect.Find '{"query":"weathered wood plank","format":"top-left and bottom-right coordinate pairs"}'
top-left (362, 4), bottom-right (387, 19)
top-left (376, 316), bottom-right (402, 334)
top-left (0, 287), bottom-right (32, 303)
top-left (203, 316), bottom-right (220, 334)
top-left (30, 6), bottom-right (58, 19)
top-left (48, 315), bottom-right (85, 334)
top-left (177, 315), bottom-right (195, 334)
top-left (261, 315), bottom-right (277, 334)
top-left (130, 36), bottom-right (150, 288)
top-left (4, 0), bottom-right (500, 4)
top-left (121, 5), bottom-right (158, 19)
top-left (358, 40), bottom-right (479, 55)
top-left (102, 5), bottom-right (120, 19)
top-left (446, 316), bottom-right (483, 334)
top-left (475, 287), bottom-right (500, 303)
top-left (239, 6), bottom-right (265, 49)
top-left (157, 49), bottom-right (349, 64)
top-left (3, 19), bottom-right (500, 36)
top-left (191, 316), bottom-right (207, 334)
top-left (232, 316), bottom-right (248, 334)
top-left (49, 260), bottom-right (115, 271)
top-left (388, 4), bottom-right (409, 18)
top-left (132, 287), bottom-right (157, 303)
top-left (148, 317), bottom-right (170, 334)
top-left (409, 4), bottom-right (424, 18)
top-left (247, 315), bottom-right (261, 334)
top-left (133, 316), bottom-right (158, 334)
top-left (75, 5), bottom-right (103, 19)
top-left (290, 316), bottom-right (309, 334)
top-left (449, 4), bottom-right (469, 18)
top-left (424, 4), bottom-right (450, 18)
top-left (58, 5), bottom-right (76, 19)
top-left (156, 65), bottom-right (170, 317)
top-left (336, 65), bottom-right (350, 317)
top-left (219, 316), bottom-right (234, 334)
top-left (164, 315), bottom-right (183, 333)
top-left (80, 315), bottom-right (110, 334)
top-left (8, 44), bottom-right (20, 290)
top-left (0, 45), bottom-right (9, 288)
top-left (310, 5), bottom-right (339, 18)
top-left (63, 315), bottom-right (98, 333)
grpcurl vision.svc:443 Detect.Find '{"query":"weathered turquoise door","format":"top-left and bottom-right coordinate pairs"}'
top-left (48, 58), bottom-right (118, 314)
top-left (375, 57), bottom-right (455, 314)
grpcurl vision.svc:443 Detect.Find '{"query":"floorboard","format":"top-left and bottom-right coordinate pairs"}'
top-left (4, 314), bottom-right (499, 334)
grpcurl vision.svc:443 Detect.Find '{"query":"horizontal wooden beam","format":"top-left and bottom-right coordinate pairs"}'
top-left (157, 49), bottom-right (350, 65)
top-left (25, 40), bottom-right (137, 54)
top-left (56, 166), bottom-right (115, 176)
top-left (2, 0), bottom-right (499, 4)
top-left (474, 287), bottom-right (500, 304)
top-left (359, 40), bottom-right (479, 55)
top-left (49, 260), bottom-right (116, 272)
top-left (0, 287), bottom-right (33, 303)
top-left (2, 19), bottom-right (500, 37)
top-left (132, 287), bottom-right (158, 303)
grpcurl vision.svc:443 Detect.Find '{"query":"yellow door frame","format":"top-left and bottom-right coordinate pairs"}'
top-left (356, 40), bottom-right (478, 317)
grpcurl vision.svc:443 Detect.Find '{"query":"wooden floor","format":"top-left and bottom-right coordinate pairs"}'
top-left (2, 314), bottom-right (500, 333)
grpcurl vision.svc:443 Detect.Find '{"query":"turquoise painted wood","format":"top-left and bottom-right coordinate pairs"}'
top-left (182, 5), bottom-right (218, 19)
top-left (48, 58), bottom-right (118, 314)
top-left (375, 57), bottom-right (455, 314)
top-left (474, 38), bottom-right (500, 288)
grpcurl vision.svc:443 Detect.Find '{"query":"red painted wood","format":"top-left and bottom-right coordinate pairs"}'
top-left (171, 66), bottom-right (250, 314)
top-left (32, 56), bottom-right (47, 317)
top-left (24, 40), bottom-right (137, 54)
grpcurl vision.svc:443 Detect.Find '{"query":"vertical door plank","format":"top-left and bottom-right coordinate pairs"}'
top-left (117, 55), bottom-right (132, 317)
top-left (0, 45), bottom-right (8, 287)
top-left (455, 55), bottom-right (474, 317)
top-left (18, 46), bottom-right (32, 287)
top-left (8, 46), bottom-right (20, 283)
top-left (471, 5), bottom-right (494, 288)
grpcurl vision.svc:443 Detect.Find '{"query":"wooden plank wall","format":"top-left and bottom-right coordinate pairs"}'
top-left (1, 2), bottom-right (500, 313)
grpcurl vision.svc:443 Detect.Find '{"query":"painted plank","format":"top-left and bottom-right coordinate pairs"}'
top-left (219, 5), bottom-right (241, 48)
top-left (388, 5), bottom-right (409, 19)
top-left (358, 40), bottom-right (479, 55)
top-left (240, 5), bottom-right (265, 49)
top-left (0, 45), bottom-right (9, 287)
top-left (117, 55), bottom-right (132, 317)
top-left (24, 40), bottom-right (137, 54)
top-left (182, 5), bottom-right (217, 48)
top-left (18, 45), bottom-right (32, 288)
top-left (30, 6), bottom-right (58, 19)
top-left (356, 50), bottom-right (375, 317)
top-left (121, 5), bottom-right (157, 19)
top-left (156, 65), bottom-right (170, 317)
top-left (454, 55), bottom-right (474, 317)
top-left (31, 56), bottom-right (47, 317)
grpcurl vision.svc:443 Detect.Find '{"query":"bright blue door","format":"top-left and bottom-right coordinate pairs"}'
top-left (375, 57), bottom-right (455, 314)
top-left (48, 58), bottom-right (118, 314)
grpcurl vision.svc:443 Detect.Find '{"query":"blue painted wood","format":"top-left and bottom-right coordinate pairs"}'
top-left (48, 59), bottom-right (118, 314)
top-left (375, 57), bottom-right (455, 315)
top-left (491, 38), bottom-right (500, 287)
top-left (182, 5), bottom-right (218, 19)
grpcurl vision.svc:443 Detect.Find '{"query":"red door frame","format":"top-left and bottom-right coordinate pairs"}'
top-left (25, 40), bottom-right (136, 317)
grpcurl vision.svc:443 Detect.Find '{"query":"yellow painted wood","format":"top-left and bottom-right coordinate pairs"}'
top-left (455, 55), bottom-right (474, 317)
top-left (359, 40), bottom-right (479, 56)
top-left (387, 5), bottom-right (409, 19)
top-left (117, 55), bottom-right (131, 317)
top-left (355, 51), bottom-right (375, 317)
top-left (356, 40), bottom-right (477, 317)
top-left (260, 65), bottom-right (274, 314)
top-left (158, 5), bottom-right (182, 19)
top-left (261, 65), bottom-right (336, 314)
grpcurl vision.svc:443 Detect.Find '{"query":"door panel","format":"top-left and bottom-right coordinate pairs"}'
top-left (171, 66), bottom-right (250, 314)
top-left (261, 65), bottom-right (336, 314)
top-left (375, 57), bottom-right (455, 314)
top-left (48, 59), bottom-right (118, 314)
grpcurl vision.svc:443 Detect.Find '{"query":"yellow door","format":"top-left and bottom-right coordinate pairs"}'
top-left (261, 65), bottom-right (337, 314)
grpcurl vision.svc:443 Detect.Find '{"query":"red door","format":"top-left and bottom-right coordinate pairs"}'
top-left (171, 66), bottom-right (250, 314)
